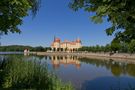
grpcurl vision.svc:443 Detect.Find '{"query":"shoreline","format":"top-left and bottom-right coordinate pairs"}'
top-left (1, 51), bottom-right (135, 63)
top-left (31, 52), bottom-right (135, 63)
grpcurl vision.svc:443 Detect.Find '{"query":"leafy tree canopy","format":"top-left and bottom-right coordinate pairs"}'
top-left (0, 0), bottom-right (40, 34)
top-left (128, 39), bottom-right (135, 53)
top-left (69, 0), bottom-right (135, 43)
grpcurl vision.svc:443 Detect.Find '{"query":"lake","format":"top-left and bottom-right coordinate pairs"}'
top-left (0, 54), bottom-right (135, 90)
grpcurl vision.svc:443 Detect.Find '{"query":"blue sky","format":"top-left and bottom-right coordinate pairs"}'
top-left (1, 0), bottom-right (114, 47)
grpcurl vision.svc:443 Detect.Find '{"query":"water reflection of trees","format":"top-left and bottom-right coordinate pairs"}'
top-left (79, 58), bottom-right (135, 77)
top-left (0, 55), bottom-right (73, 89)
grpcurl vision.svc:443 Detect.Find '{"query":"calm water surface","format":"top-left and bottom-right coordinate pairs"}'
top-left (1, 54), bottom-right (135, 90)
top-left (39, 55), bottom-right (135, 90)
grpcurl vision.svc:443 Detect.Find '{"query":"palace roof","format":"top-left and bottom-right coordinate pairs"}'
top-left (54, 38), bottom-right (61, 42)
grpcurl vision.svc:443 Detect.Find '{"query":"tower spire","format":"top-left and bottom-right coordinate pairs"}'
top-left (54, 36), bottom-right (56, 42)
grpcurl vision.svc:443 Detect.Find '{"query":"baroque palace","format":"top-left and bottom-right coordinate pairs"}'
top-left (51, 37), bottom-right (82, 52)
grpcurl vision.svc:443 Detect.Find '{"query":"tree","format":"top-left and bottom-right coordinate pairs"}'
top-left (111, 42), bottom-right (121, 52)
top-left (69, 0), bottom-right (135, 43)
top-left (0, 0), bottom-right (40, 34)
top-left (128, 39), bottom-right (135, 53)
top-left (104, 44), bottom-right (111, 52)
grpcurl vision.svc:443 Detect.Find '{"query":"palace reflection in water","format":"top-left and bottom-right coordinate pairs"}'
top-left (42, 55), bottom-right (135, 77)
top-left (42, 56), bottom-right (135, 90)
top-left (49, 56), bottom-right (81, 69)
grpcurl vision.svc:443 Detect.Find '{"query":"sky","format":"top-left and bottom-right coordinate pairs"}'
top-left (1, 0), bottom-right (114, 47)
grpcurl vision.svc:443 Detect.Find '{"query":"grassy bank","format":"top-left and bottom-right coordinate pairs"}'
top-left (0, 55), bottom-right (73, 90)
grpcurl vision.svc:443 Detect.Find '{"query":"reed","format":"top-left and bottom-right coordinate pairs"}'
top-left (0, 55), bottom-right (74, 90)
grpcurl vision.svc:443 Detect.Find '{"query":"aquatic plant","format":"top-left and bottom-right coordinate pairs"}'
top-left (0, 55), bottom-right (73, 90)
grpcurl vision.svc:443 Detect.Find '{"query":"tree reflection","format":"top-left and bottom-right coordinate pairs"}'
top-left (79, 57), bottom-right (135, 77)
top-left (126, 64), bottom-right (135, 77)
top-left (111, 63), bottom-right (122, 76)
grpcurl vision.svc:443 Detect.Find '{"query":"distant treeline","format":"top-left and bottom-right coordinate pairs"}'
top-left (1, 41), bottom-right (135, 53)
top-left (0, 45), bottom-right (51, 52)
top-left (78, 43), bottom-right (135, 53)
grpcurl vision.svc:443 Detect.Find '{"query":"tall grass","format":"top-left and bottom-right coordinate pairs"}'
top-left (0, 55), bottom-right (74, 90)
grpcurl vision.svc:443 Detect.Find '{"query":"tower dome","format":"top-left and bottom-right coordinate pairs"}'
top-left (76, 38), bottom-right (81, 43)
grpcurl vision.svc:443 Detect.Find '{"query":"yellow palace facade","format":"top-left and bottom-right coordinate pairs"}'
top-left (51, 37), bottom-right (82, 52)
